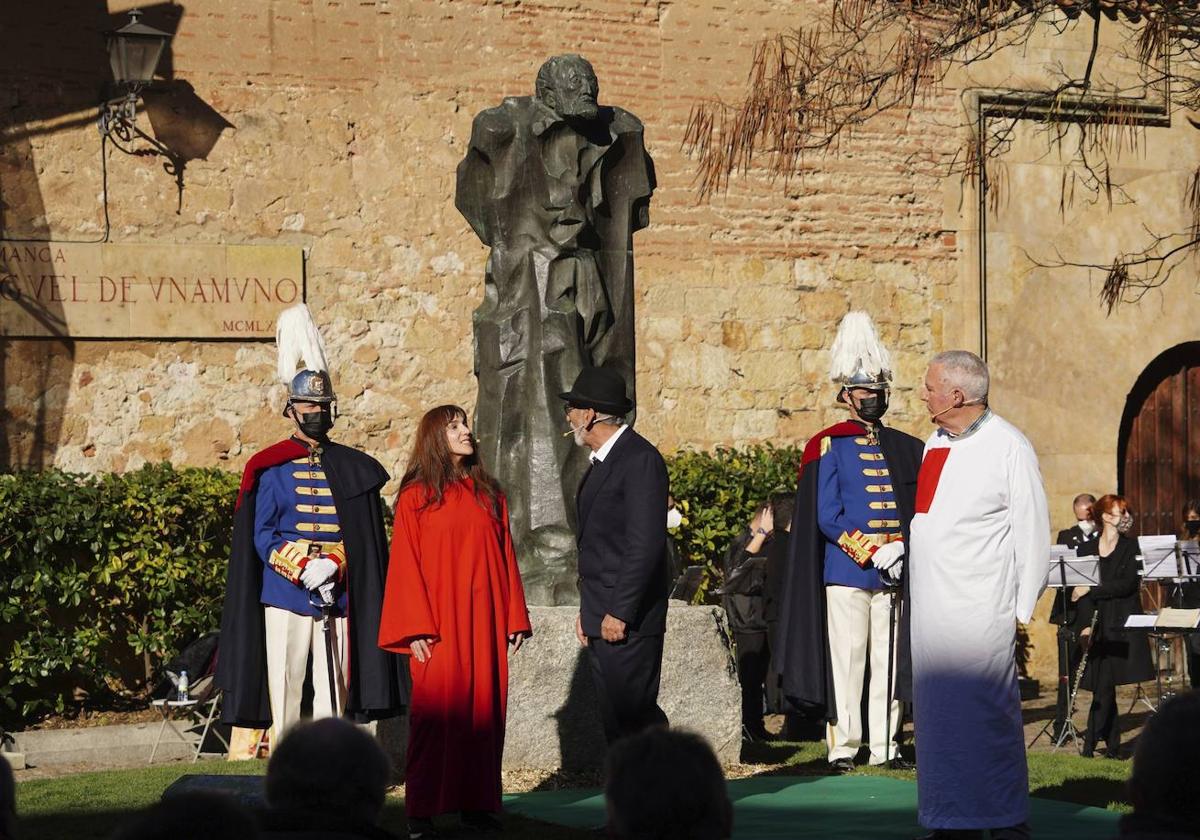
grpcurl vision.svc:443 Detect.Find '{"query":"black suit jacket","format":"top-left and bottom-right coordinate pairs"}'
top-left (576, 427), bottom-right (670, 637)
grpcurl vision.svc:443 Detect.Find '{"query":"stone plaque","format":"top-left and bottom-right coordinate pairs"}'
top-left (0, 241), bottom-right (304, 339)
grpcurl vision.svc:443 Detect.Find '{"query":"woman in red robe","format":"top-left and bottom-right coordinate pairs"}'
top-left (378, 405), bottom-right (531, 838)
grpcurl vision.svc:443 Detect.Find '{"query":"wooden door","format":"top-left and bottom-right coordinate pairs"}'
top-left (1119, 342), bottom-right (1200, 536)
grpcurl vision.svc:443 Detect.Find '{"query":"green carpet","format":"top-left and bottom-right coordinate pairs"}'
top-left (504, 776), bottom-right (1121, 839)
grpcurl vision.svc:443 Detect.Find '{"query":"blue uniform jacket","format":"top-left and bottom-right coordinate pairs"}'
top-left (816, 432), bottom-right (902, 590)
top-left (253, 456), bottom-right (347, 616)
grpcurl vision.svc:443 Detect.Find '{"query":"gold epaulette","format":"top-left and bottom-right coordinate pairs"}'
top-left (837, 530), bottom-right (878, 567)
top-left (836, 530), bottom-right (903, 567)
top-left (269, 540), bottom-right (310, 584)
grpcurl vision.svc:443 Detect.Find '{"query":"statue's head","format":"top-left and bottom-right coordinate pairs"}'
top-left (535, 54), bottom-right (599, 122)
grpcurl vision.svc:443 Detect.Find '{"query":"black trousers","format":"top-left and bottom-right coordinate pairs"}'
top-left (587, 633), bottom-right (669, 745)
top-left (1084, 682), bottom-right (1119, 755)
top-left (1052, 627), bottom-right (1083, 729)
top-left (734, 631), bottom-right (770, 731)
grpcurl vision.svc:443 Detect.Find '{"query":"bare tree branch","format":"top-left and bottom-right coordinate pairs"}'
top-left (683, 0), bottom-right (1200, 310)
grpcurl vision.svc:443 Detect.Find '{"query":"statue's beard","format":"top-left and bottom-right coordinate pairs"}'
top-left (557, 95), bottom-right (599, 121)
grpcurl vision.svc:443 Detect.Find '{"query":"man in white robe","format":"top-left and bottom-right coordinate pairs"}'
top-left (909, 351), bottom-right (1049, 840)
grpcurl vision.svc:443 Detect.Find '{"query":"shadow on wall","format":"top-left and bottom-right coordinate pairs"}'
top-left (542, 647), bottom-right (607, 785)
top-left (0, 2), bottom-right (232, 469)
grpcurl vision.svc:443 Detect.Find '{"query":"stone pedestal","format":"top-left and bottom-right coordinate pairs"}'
top-left (503, 603), bottom-right (741, 769)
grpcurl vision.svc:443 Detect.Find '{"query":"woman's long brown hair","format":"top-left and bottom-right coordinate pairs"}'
top-left (399, 404), bottom-right (503, 518)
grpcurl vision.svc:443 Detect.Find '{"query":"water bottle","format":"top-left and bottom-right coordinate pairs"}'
top-left (177, 669), bottom-right (189, 702)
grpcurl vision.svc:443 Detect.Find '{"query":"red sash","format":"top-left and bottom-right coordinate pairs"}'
top-left (915, 447), bottom-right (950, 514)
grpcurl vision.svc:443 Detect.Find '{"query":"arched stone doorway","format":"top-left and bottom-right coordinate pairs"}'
top-left (1118, 342), bottom-right (1200, 536)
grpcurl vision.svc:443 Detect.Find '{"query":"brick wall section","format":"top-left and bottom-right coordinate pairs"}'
top-left (1, 0), bottom-right (958, 477)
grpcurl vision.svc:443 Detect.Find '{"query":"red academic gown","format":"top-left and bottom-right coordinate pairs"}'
top-left (378, 479), bottom-right (531, 818)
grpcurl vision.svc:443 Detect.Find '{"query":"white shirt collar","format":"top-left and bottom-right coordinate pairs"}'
top-left (590, 424), bottom-right (628, 463)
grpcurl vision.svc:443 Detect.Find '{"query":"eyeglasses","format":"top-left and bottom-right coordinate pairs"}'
top-left (563, 404), bottom-right (578, 417)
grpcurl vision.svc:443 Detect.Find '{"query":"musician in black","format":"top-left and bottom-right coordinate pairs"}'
top-left (1180, 499), bottom-right (1200, 689)
top-left (1048, 493), bottom-right (1098, 739)
top-left (1072, 494), bottom-right (1154, 758)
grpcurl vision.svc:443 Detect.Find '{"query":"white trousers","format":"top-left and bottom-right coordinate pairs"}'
top-left (825, 585), bottom-right (901, 764)
top-left (264, 606), bottom-right (348, 743)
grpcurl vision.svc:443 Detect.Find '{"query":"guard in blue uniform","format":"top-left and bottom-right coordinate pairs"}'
top-left (217, 304), bottom-right (405, 738)
top-left (256, 370), bottom-right (352, 737)
top-left (775, 311), bottom-right (923, 773)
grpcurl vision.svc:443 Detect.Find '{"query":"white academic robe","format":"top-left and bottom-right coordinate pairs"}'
top-left (908, 413), bottom-right (1050, 830)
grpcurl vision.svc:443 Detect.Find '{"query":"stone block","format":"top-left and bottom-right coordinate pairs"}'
top-left (373, 715), bottom-right (409, 785)
top-left (163, 774), bottom-right (266, 808)
top-left (503, 604), bottom-right (740, 770)
top-left (12, 721), bottom-right (208, 765)
top-left (0, 752), bottom-right (25, 771)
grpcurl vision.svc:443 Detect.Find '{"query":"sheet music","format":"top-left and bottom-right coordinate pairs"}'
top-left (1045, 547), bottom-right (1101, 587)
top-left (1124, 612), bottom-right (1200, 632)
top-left (1139, 534), bottom-right (1185, 579)
top-left (1156, 607), bottom-right (1200, 629)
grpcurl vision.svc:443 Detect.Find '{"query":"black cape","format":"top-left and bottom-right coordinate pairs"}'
top-left (774, 421), bottom-right (923, 720)
top-left (215, 437), bottom-right (408, 727)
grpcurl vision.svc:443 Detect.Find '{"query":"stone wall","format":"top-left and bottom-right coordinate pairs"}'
top-left (1, 0), bottom-right (955, 480)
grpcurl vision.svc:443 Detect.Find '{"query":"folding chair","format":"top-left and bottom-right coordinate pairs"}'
top-left (147, 632), bottom-right (229, 763)
top-left (148, 682), bottom-right (228, 763)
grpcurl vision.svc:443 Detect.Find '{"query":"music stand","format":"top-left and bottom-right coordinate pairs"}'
top-left (1177, 540), bottom-right (1200, 687)
top-left (1029, 547), bottom-right (1099, 752)
top-left (1135, 537), bottom-right (1200, 707)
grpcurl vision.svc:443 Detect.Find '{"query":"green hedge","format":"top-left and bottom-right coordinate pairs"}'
top-left (0, 464), bottom-right (240, 728)
top-left (0, 447), bottom-right (800, 728)
top-left (666, 444), bottom-right (803, 603)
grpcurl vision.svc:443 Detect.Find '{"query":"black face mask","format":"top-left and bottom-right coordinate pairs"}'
top-left (855, 391), bottom-right (889, 423)
top-left (1186, 521), bottom-right (1200, 537)
top-left (295, 407), bottom-right (333, 441)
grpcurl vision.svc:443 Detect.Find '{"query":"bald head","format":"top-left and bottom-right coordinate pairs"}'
top-left (535, 54), bottom-right (600, 121)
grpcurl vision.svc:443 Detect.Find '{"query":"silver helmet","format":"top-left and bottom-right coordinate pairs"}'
top-left (289, 369), bottom-right (335, 403)
top-left (828, 311), bottom-right (892, 399)
top-left (839, 366), bottom-right (892, 391)
top-left (283, 369), bottom-right (337, 418)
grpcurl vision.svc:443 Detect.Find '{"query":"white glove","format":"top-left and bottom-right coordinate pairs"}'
top-left (300, 555), bottom-right (338, 590)
top-left (872, 541), bottom-right (905, 573)
top-left (881, 558), bottom-right (904, 583)
top-left (317, 581), bottom-right (336, 606)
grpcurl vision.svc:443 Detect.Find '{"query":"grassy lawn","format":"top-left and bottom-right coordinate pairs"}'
top-left (14, 759), bottom-right (584, 840)
top-left (15, 744), bottom-right (1132, 840)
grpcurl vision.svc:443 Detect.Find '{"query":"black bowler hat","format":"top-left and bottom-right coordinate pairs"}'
top-left (559, 367), bottom-right (634, 415)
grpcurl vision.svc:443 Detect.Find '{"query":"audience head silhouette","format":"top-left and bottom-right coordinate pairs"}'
top-left (604, 728), bottom-right (732, 840)
top-left (1123, 689), bottom-right (1200, 837)
top-left (265, 718), bottom-right (392, 827)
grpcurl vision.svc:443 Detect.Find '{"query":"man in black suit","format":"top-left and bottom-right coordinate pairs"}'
top-left (1050, 492), bottom-right (1098, 739)
top-left (561, 367), bottom-right (670, 744)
